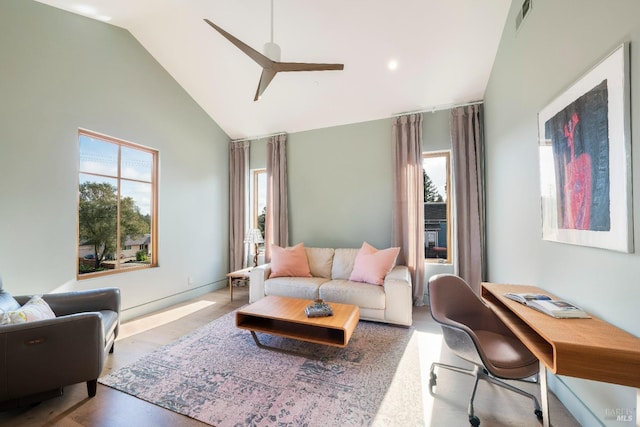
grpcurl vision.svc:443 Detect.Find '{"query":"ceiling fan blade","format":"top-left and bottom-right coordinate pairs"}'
top-left (204, 19), bottom-right (274, 69)
top-left (204, 17), bottom-right (344, 101)
top-left (276, 62), bottom-right (344, 72)
top-left (254, 68), bottom-right (278, 101)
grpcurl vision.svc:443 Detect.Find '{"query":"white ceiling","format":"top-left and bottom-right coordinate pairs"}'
top-left (35, 0), bottom-right (511, 140)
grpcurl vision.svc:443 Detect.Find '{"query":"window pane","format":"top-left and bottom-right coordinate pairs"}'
top-left (78, 174), bottom-right (118, 274)
top-left (121, 146), bottom-right (153, 182)
top-left (254, 169), bottom-right (267, 239)
top-left (423, 156), bottom-right (447, 201)
top-left (423, 152), bottom-right (450, 263)
top-left (256, 172), bottom-right (266, 222)
top-left (79, 135), bottom-right (118, 176)
top-left (120, 180), bottom-right (152, 265)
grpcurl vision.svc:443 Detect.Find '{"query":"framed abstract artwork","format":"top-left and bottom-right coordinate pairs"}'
top-left (538, 43), bottom-right (633, 252)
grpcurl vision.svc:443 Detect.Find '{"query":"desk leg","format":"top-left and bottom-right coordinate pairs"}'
top-left (636, 388), bottom-right (640, 427)
top-left (229, 277), bottom-right (233, 302)
top-left (540, 361), bottom-right (550, 427)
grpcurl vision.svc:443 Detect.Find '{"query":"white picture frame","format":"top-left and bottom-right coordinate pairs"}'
top-left (538, 43), bottom-right (633, 252)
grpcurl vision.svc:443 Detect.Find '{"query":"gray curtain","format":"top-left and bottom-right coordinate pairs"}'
top-left (392, 114), bottom-right (425, 306)
top-left (451, 104), bottom-right (486, 294)
top-left (265, 134), bottom-right (288, 261)
top-left (229, 140), bottom-right (250, 272)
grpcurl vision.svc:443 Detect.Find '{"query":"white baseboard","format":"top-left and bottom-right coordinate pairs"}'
top-left (120, 280), bottom-right (226, 322)
top-left (548, 375), bottom-right (604, 427)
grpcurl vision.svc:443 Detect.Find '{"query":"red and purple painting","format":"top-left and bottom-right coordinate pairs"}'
top-left (544, 80), bottom-right (610, 232)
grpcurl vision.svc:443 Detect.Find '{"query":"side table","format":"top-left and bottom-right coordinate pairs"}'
top-left (226, 267), bottom-right (252, 301)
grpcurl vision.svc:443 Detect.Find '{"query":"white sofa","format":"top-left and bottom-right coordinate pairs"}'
top-left (249, 247), bottom-right (413, 326)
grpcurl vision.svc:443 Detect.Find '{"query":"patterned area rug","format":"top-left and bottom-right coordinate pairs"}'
top-left (99, 310), bottom-right (421, 426)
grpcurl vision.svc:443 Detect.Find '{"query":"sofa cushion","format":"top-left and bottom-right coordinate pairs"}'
top-left (0, 296), bottom-right (56, 325)
top-left (319, 280), bottom-right (386, 310)
top-left (305, 247), bottom-right (335, 278)
top-left (269, 243), bottom-right (312, 278)
top-left (349, 242), bottom-right (400, 285)
top-left (265, 277), bottom-right (328, 300)
top-left (331, 248), bottom-right (360, 280)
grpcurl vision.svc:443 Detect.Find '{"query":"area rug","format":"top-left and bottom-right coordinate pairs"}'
top-left (99, 310), bottom-right (422, 426)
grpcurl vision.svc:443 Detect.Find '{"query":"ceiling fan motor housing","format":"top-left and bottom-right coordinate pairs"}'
top-left (263, 42), bottom-right (281, 61)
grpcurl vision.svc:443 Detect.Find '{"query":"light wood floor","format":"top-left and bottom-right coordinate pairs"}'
top-left (0, 286), bottom-right (580, 426)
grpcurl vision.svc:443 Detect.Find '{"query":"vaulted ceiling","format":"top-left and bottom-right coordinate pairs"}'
top-left (35, 0), bottom-right (510, 139)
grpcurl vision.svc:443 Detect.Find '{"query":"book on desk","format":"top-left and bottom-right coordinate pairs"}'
top-left (504, 292), bottom-right (590, 318)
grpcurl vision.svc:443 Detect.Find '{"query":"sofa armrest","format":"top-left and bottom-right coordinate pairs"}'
top-left (0, 313), bottom-right (104, 401)
top-left (249, 264), bottom-right (271, 303)
top-left (383, 265), bottom-right (413, 326)
top-left (15, 288), bottom-right (121, 317)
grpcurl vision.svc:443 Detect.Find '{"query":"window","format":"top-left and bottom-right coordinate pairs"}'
top-left (78, 129), bottom-right (158, 277)
top-left (423, 151), bottom-right (451, 263)
top-left (252, 169), bottom-right (267, 246)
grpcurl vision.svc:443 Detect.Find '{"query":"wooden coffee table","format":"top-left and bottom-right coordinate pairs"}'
top-left (236, 296), bottom-right (360, 352)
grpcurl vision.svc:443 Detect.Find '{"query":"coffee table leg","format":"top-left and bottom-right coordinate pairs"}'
top-left (229, 277), bottom-right (233, 301)
top-left (249, 331), bottom-right (328, 359)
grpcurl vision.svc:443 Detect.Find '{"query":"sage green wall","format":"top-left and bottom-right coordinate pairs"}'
top-left (422, 109), bottom-right (451, 152)
top-left (0, 1), bottom-right (230, 320)
top-left (484, 1), bottom-right (640, 425)
top-left (248, 110), bottom-right (453, 286)
top-left (266, 110), bottom-right (452, 252)
top-left (287, 119), bottom-right (393, 249)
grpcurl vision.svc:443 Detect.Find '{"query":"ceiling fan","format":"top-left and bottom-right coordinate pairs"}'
top-left (204, 1), bottom-right (344, 101)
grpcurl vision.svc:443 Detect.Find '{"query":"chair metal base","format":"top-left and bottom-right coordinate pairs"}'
top-left (429, 362), bottom-right (543, 426)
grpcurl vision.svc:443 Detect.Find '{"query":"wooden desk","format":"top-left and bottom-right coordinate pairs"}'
top-left (482, 282), bottom-right (640, 427)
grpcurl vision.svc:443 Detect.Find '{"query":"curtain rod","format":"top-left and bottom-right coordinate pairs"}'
top-left (392, 100), bottom-right (483, 117)
top-left (231, 100), bottom-right (483, 141)
top-left (231, 131), bottom-right (286, 143)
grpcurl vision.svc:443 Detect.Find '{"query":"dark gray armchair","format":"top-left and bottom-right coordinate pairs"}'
top-left (0, 278), bottom-right (120, 407)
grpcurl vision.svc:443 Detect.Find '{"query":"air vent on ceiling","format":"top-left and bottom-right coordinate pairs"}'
top-left (515, 0), bottom-right (532, 31)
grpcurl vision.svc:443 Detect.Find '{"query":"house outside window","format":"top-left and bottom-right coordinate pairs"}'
top-left (423, 151), bottom-right (451, 263)
top-left (78, 129), bottom-right (158, 277)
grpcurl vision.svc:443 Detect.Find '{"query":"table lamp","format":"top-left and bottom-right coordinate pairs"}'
top-left (244, 228), bottom-right (264, 267)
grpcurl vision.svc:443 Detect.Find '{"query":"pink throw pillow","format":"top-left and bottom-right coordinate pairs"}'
top-left (349, 242), bottom-right (400, 285)
top-left (269, 243), bottom-right (312, 278)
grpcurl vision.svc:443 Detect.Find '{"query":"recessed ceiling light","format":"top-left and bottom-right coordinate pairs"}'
top-left (388, 59), bottom-right (398, 71)
top-left (73, 5), bottom-right (97, 15)
top-left (73, 4), bottom-right (111, 22)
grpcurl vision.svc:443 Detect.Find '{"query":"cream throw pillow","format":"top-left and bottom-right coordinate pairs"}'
top-left (305, 247), bottom-right (335, 278)
top-left (0, 296), bottom-right (56, 325)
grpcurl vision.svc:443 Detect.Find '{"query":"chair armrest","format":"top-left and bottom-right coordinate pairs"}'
top-left (249, 264), bottom-right (271, 303)
top-left (383, 265), bottom-right (413, 326)
top-left (0, 313), bottom-right (104, 400)
top-left (16, 288), bottom-right (120, 317)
